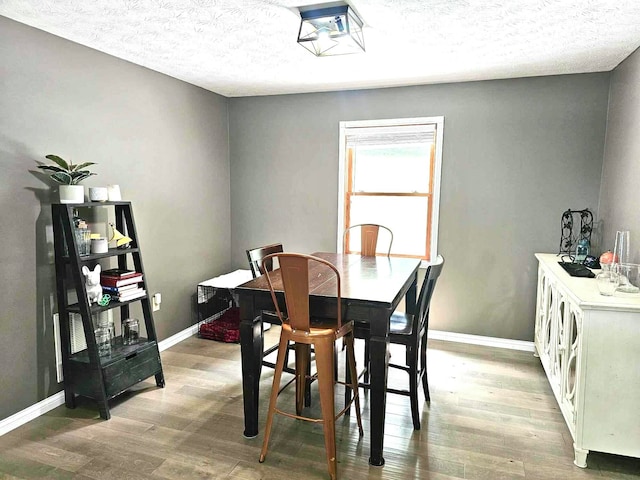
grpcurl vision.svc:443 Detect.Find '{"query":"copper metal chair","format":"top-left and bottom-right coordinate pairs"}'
top-left (258, 253), bottom-right (363, 480)
top-left (355, 255), bottom-right (444, 430)
top-left (343, 223), bottom-right (393, 257)
top-left (342, 223), bottom-right (393, 381)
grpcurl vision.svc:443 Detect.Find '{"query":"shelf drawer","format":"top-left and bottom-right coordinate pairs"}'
top-left (102, 343), bottom-right (161, 398)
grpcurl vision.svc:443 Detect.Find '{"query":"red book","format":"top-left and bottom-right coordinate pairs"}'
top-left (100, 274), bottom-right (143, 287)
top-left (101, 268), bottom-right (139, 279)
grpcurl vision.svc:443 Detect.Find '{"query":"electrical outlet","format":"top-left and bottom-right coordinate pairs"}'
top-left (152, 292), bottom-right (161, 312)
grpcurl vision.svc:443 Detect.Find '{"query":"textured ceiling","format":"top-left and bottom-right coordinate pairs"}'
top-left (1, 0), bottom-right (639, 97)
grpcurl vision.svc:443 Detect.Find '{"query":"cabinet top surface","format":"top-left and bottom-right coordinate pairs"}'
top-left (536, 253), bottom-right (640, 311)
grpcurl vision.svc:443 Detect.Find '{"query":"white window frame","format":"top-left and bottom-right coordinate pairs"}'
top-left (337, 116), bottom-right (444, 265)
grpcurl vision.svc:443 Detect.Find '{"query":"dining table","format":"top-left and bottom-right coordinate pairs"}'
top-left (235, 251), bottom-right (421, 466)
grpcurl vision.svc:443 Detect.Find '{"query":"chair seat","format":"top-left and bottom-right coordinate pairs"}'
top-left (283, 318), bottom-right (352, 340)
top-left (389, 312), bottom-right (414, 335)
top-left (262, 310), bottom-right (282, 324)
top-left (353, 312), bottom-right (414, 337)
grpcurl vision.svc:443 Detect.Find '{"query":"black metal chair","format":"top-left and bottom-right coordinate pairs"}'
top-left (246, 243), bottom-right (293, 373)
top-left (352, 255), bottom-right (444, 430)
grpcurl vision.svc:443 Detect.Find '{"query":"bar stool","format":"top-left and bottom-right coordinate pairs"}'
top-left (355, 255), bottom-right (444, 429)
top-left (343, 223), bottom-right (393, 257)
top-left (246, 243), bottom-right (291, 372)
top-left (258, 253), bottom-right (363, 480)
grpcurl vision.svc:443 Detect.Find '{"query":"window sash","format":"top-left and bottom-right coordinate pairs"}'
top-left (344, 143), bottom-right (435, 260)
top-left (344, 192), bottom-right (433, 258)
top-left (337, 116), bottom-right (444, 263)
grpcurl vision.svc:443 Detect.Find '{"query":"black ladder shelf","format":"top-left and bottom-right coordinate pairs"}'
top-left (52, 201), bottom-right (165, 420)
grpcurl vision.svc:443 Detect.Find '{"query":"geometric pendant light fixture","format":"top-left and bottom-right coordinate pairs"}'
top-left (297, 3), bottom-right (365, 56)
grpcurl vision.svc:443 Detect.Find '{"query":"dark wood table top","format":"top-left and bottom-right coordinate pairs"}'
top-left (235, 252), bottom-right (421, 308)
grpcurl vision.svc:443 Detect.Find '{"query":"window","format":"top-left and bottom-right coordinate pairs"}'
top-left (337, 117), bottom-right (444, 262)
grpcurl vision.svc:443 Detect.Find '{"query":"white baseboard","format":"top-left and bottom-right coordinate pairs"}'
top-left (429, 329), bottom-right (535, 352)
top-left (0, 391), bottom-right (66, 437)
top-left (1, 325), bottom-right (532, 436)
top-left (0, 323), bottom-right (199, 437)
top-left (157, 323), bottom-right (200, 351)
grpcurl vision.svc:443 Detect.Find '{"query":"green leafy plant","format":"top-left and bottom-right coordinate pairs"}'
top-left (36, 154), bottom-right (97, 185)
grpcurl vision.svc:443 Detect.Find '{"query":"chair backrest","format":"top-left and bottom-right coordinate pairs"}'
top-left (416, 255), bottom-right (444, 329)
top-left (343, 223), bottom-right (393, 257)
top-left (246, 243), bottom-right (284, 278)
top-left (262, 253), bottom-right (342, 333)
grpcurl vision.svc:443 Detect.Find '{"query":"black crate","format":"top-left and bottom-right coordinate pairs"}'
top-left (197, 284), bottom-right (235, 324)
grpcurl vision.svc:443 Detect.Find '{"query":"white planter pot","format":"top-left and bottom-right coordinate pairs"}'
top-left (59, 185), bottom-right (85, 204)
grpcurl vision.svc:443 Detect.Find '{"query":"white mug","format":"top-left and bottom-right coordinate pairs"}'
top-left (90, 238), bottom-right (108, 254)
top-left (89, 187), bottom-right (108, 202)
top-left (107, 185), bottom-right (121, 201)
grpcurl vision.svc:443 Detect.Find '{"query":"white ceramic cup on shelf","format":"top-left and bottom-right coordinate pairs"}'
top-left (90, 237), bottom-right (108, 254)
top-left (89, 187), bottom-right (108, 202)
top-left (107, 185), bottom-right (121, 201)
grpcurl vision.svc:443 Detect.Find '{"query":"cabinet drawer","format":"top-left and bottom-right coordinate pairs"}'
top-left (103, 344), bottom-right (161, 398)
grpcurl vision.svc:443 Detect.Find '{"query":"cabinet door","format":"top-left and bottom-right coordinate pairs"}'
top-left (539, 275), bottom-right (555, 367)
top-left (555, 291), bottom-right (570, 394)
top-left (534, 266), bottom-right (547, 352)
top-left (547, 289), bottom-right (567, 392)
top-left (561, 303), bottom-right (583, 433)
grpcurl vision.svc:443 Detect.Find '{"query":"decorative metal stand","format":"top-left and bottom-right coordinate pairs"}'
top-left (558, 208), bottom-right (593, 256)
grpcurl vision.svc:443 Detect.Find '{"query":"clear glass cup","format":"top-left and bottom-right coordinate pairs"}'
top-left (596, 268), bottom-right (620, 296)
top-left (95, 327), bottom-right (111, 357)
top-left (617, 263), bottom-right (640, 294)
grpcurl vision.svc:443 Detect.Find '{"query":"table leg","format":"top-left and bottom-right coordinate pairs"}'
top-left (368, 308), bottom-right (390, 466)
top-left (240, 295), bottom-right (263, 438)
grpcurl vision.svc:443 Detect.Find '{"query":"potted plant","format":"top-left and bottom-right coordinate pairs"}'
top-left (37, 154), bottom-right (97, 203)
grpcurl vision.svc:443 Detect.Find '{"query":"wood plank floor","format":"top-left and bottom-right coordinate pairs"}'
top-left (1, 330), bottom-right (638, 479)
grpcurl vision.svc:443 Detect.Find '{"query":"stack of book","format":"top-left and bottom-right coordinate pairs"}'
top-left (100, 268), bottom-right (146, 302)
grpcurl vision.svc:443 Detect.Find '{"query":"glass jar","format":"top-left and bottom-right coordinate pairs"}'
top-left (575, 238), bottom-right (589, 264)
top-left (123, 318), bottom-right (140, 345)
top-left (75, 221), bottom-right (91, 256)
top-left (95, 326), bottom-right (111, 357)
top-left (106, 316), bottom-right (115, 339)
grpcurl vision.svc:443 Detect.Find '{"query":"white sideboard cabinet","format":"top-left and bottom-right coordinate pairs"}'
top-left (534, 253), bottom-right (640, 467)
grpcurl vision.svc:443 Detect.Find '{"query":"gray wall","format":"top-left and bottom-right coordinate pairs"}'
top-left (0, 12), bottom-right (620, 424)
top-left (229, 74), bottom-right (610, 341)
top-left (599, 47), bottom-right (640, 261)
top-left (0, 17), bottom-right (231, 421)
